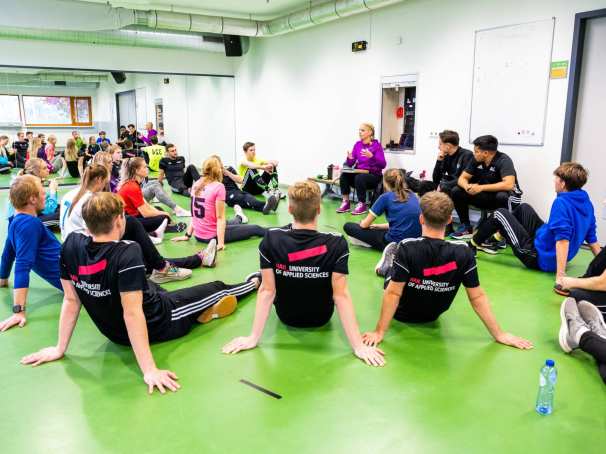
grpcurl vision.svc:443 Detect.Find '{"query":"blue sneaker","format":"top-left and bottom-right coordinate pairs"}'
top-left (450, 225), bottom-right (473, 240)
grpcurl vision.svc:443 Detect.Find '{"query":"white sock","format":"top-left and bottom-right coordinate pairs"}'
top-left (154, 218), bottom-right (168, 240)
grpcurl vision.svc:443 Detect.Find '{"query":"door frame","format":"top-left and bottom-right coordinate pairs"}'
top-left (561, 8), bottom-right (606, 162)
top-left (115, 89), bottom-right (136, 138)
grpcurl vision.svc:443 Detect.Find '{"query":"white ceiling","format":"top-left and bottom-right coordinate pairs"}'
top-left (72, 0), bottom-right (319, 20)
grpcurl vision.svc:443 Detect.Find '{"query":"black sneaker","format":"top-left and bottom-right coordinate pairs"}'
top-left (476, 238), bottom-right (500, 255)
top-left (166, 221), bottom-right (188, 233)
top-left (482, 236), bottom-right (507, 250)
top-left (263, 194), bottom-right (278, 215)
top-left (245, 270), bottom-right (262, 284)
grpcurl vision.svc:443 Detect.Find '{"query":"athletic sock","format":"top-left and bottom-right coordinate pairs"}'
top-left (154, 218), bottom-right (168, 240)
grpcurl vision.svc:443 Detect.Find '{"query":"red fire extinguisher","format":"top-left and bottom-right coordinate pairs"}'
top-left (396, 106), bottom-right (404, 118)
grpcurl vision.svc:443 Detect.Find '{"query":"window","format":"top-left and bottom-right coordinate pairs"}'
top-left (380, 74), bottom-right (417, 153)
top-left (22, 95), bottom-right (92, 127)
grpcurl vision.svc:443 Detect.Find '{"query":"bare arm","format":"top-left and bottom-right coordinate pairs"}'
top-left (121, 290), bottom-right (180, 394)
top-left (241, 159), bottom-right (266, 171)
top-left (20, 279), bottom-right (82, 365)
top-left (222, 269), bottom-right (276, 354)
top-left (138, 202), bottom-right (167, 218)
top-left (466, 286), bottom-right (533, 349)
top-left (560, 268), bottom-right (606, 292)
top-left (333, 273), bottom-right (385, 366)
top-left (215, 200), bottom-right (227, 249)
top-left (589, 242), bottom-right (602, 257)
top-left (555, 239), bottom-right (570, 278)
top-left (457, 171), bottom-right (473, 189)
top-left (359, 212), bottom-right (377, 229)
top-left (362, 280), bottom-right (403, 346)
top-left (223, 167), bottom-right (243, 184)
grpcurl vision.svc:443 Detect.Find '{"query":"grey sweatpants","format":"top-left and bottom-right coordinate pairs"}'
top-left (142, 180), bottom-right (177, 210)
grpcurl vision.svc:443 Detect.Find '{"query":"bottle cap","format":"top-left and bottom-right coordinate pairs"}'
top-left (546, 359), bottom-right (555, 367)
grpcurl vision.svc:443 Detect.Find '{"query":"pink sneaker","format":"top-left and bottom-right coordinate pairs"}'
top-left (336, 200), bottom-right (351, 213)
top-left (351, 202), bottom-right (368, 215)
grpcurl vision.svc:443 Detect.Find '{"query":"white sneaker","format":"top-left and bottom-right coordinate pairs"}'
top-left (197, 238), bottom-right (217, 267)
top-left (149, 265), bottom-right (192, 284)
top-left (153, 218), bottom-right (168, 241)
top-left (149, 235), bottom-right (162, 245)
top-left (348, 236), bottom-right (372, 248)
top-left (234, 204), bottom-right (248, 224)
top-left (174, 205), bottom-right (192, 217)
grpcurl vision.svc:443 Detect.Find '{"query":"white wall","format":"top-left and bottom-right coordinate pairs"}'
top-left (234, 0), bottom-right (606, 218)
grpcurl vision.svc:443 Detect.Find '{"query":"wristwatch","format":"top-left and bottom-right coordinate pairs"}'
top-left (12, 304), bottom-right (25, 314)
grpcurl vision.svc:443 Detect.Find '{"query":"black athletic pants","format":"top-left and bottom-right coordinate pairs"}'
top-left (147, 279), bottom-right (258, 343)
top-left (241, 168), bottom-right (278, 196)
top-left (169, 165), bottom-right (200, 197)
top-left (343, 222), bottom-right (389, 251)
top-left (66, 160), bottom-right (80, 178)
top-left (339, 172), bottom-right (381, 204)
top-left (473, 203), bottom-right (544, 270)
top-left (226, 189), bottom-right (265, 212)
top-left (569, 247), bottom-right (606, 320)
top-left (195, 223), bottom-right (267, 244)
top-left (39, 206), bottom-right (60, 229)
top-left (136, 214), bottom-right (172, 233)
top-left (123, 215), bottom-right (201, 272)
top-left (579, 331), bottom-right (606, 384)
top-left (451, 186), bottom-right (511, 226)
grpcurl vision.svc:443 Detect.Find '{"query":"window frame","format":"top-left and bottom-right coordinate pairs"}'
top-left (22, 95), bottom-right (93, 127)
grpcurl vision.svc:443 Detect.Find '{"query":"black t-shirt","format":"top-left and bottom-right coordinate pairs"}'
top-left (432, 147), bottom-right (474, 189)
top-left (223, 166), bottom-right (239, 192)
top-left (60, 233), bottom-right (171, 345)
top-left (259, 225), bottom-right (349, 327)
top-left (464, 151), bottom-right (522, 194)
top-left (389, 237), bottom-right (480, 322)
top-left (159, 156), bottom-right (186, 184)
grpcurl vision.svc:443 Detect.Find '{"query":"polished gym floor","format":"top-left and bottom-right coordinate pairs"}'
top-left (0, 181), bottom-right (603, 454)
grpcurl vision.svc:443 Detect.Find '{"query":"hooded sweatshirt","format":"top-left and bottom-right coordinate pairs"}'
top-left (534, 189), bottom-right (597, 272)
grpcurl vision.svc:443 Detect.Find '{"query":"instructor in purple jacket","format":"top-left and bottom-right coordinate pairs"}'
top-left (337, 123), bottom-right (386, 215)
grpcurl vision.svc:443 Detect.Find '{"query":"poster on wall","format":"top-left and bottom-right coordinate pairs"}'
top-left (154, 98), bottom-right (164, 135)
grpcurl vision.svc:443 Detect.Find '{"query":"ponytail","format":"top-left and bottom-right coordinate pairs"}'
top-left (118, 156), bottom-right (144, 190)
top-left (383, 168), bottom-right (409, 202)
top-left (68, 164), bottom-right (109, 216)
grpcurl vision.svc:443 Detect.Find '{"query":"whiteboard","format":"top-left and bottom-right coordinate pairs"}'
top-left (469, 19), bottom-right (554, 146)
top-left (23, 95), bottom-right (71, 125)
top-left (0, 95), bottom-right (22, 126)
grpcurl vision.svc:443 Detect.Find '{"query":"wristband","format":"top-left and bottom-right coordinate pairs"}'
top-left (185, 232), bottom-right (192, 238)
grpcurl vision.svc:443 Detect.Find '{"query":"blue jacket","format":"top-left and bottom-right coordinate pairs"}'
top-left (534, 190), bottom-right (597, 272)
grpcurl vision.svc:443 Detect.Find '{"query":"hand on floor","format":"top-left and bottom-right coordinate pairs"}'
top-left (0, 278), bottom-right (9, 287)
top-left (361, 331), bottom-right (384, 346)
top-left (143, 368), bottom-right (180, 395)
top-left (495, 332), bottom-right (533, 350)
top-left (21, 346), bottom-right (63, 366)
top-left (171, 235), bottom-right (189, 242)
top-left (0, 312), bottom-right (26, 332)
top-left (354, 345), bottom-right (386, 367)
top-left (222, 336), bottom-right (258, 354)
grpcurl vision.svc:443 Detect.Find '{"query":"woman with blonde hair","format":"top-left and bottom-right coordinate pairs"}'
top-left (337, 123), bottom-right (386, 215)
top-left (36, 134), bottom-right (66, 175)
top-left (92, 150), bottom-right (120, 192)
top-left (172, 156), bottom-right (266, 249)
top-left (344, 168), bottom-right (421, 276)
top-left (12, 158), bottom-right (61, 228)
top-left (64, 138), bottom-right (80, 178)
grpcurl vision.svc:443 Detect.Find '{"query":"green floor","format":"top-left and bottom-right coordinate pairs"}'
top-left (0, 188), bottom-right (604, 454)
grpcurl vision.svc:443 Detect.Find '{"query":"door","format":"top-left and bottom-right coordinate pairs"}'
top-left (571, 16), bottom-right (606, 243)
top-left (116, 90), bottom-right (137, 135)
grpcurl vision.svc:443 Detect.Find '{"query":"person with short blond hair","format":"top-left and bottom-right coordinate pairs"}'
top-left (470, 162), bottom-right (600, 284)
top-left (0, 175), bottom-right (63, 332)
top-left (21, 192), bottom-right (259, 395)
top-left (362, 191), bottom-right (533, 351)
top-left (222, 180), bottom-right (386, 367)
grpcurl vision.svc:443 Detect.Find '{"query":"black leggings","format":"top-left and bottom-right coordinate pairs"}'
top-left (241, 168), bottom-right (278, 195)
top-left (339, 172), bottom-right (381, 203)
top-left (473, 203), bottom-right (544, 270)
top-left (195, 224), bottom-right (266, 244)
top-left (343, 222), bottom-right (389, 251)
top-left (124, 216), bottom-right (201, 272)
top-left (66, 160), bottom-right (80, 178)
top-left (569, 247), bottom-right (606, 319)
top-left (169, 165), bottom-right (200, 197)
top-left (136, 214), bottom-right (172, 233)
top-left (451, 186), bottom-right (512, 226)
top-left (579, 331), bottom-right (606, 384)
top-left (226, 189), bottom-right (265, 212)
top-left (144, 279), bottom-right (258, 343)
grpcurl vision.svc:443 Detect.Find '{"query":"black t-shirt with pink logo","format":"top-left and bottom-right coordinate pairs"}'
top-left (389, 237), bottom-right (480, 322)
top-left (259, 225), bottom-right (349, 327)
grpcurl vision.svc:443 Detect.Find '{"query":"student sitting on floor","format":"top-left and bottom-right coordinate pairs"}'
top-left (64, 139), bottom-right (81, 178)
top-left (361, 191), bottom-right (532, 350)
top-left (559, 298), bottom-right (606, 385)
top-left (21, 192), bottom-right (259, 394)
top-left (9, 158), bottom-right (61, 229)
top-left (218, 155), bottom-right (279, 215)
top-left (336, 123), bottom-right (386, 216)
top-left (60, 165), bottom-right (210, 284)
top-left (96, 130), bottom-right (111, 145)
top-left (37, 135), bottom-right (66, 176)
top-left (0, 176), bottom-right (62, 332)
top-left (157, 144), bottom-right (200, 196)
top-left (92, 150), bottom-right (120, 193)
top-left (451, 135), bottom-right (523, 239)
top-left (12, 132), bottom-right (28, 169)
top-left (238, 141), bottom-right (283, 199)
top-left (0, 135), bottom-right (14, 173)
top-left (343, 168), bottom-right (421, 275)
top-left (142, 135), bottom-right (166, 172)
top-left (222, 180), bottom-right (385, 367)
top-left (118, 157), bottom-right (188, 235)
top-left (172, 156), bottom-right (266, 250)
top-left (470, 162), bottom-right (601, 286)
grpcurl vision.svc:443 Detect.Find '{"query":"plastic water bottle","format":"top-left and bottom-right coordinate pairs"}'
top-left (535, 359), bottom-right (557, 415)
